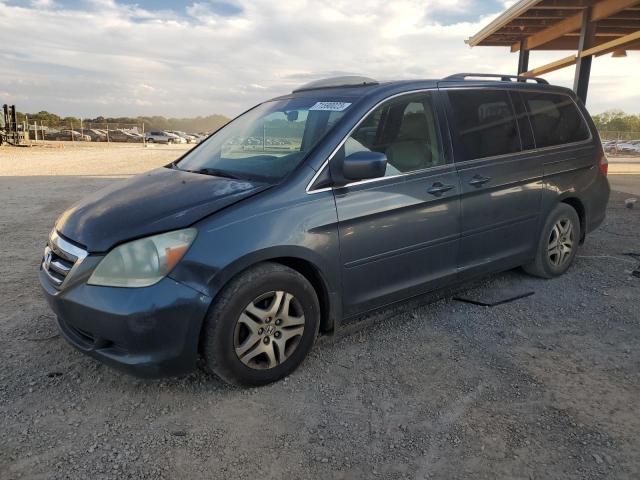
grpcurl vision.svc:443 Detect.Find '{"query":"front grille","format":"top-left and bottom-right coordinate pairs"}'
top-left (41, 230), bottom-right (88, 288)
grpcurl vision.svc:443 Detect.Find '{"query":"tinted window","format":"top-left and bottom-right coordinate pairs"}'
top-left (448, 89), bottom-right (521, 160)
top-left (345, 92), bottom-right (444, 176)
top-left (522, 92), bottom-right (590, 148)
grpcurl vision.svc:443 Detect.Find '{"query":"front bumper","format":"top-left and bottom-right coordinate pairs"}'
top-left (39, 269), bottom-right (212, 378)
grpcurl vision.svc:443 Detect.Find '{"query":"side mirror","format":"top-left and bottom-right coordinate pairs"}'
top-left (331, 151), bottom-right (387, 186)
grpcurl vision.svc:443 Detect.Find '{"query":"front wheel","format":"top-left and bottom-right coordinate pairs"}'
top-left (201, 263), bottom-right (320, 386)
top-left (523, 203), bottom-right (581, 278)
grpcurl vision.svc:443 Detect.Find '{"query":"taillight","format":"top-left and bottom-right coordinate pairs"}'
top-left (599, 152), bottom-right (608, 176)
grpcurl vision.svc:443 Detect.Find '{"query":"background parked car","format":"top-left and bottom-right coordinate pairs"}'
top-left (125, 131), bottom-right (145, 143)
top-left (105, 129), bottom-right (129, 142)
top-left (145, 131), bottom-right (176, 144)
top-left (45, 129), bottom-right (91, 141)
top-left (166, 132), bottom-right (186, 144)
top-left (602, 140), bottom-right (617, 153)
top-left (78, 128), bottom-right (107, 142)
top-left (105, 129), bottom-right (143, 143)
top-left (169, 131), bottom-right (197, 143)
top-left (616, 140), bottom-right (640, 154)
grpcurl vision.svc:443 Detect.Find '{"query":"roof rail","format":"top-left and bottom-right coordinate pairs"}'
top-left (292, 76), bottom-right (379, 93)
top-left (443, 73), bottom-right (549, 84)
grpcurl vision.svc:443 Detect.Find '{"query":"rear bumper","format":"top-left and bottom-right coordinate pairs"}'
top-left (39, 269), bottom-right (211, 378)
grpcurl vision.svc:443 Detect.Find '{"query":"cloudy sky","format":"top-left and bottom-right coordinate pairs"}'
top-left (1, 0), bottom-right (638, 118)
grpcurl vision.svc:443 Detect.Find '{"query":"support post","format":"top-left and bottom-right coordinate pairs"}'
top-left (517, 40), bottom-right (529, 75)
top-left (573, 8), bottom-right (596, 103)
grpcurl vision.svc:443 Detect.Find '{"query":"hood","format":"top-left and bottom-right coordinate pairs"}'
top-left (56, 167), bottom-right (269, 252)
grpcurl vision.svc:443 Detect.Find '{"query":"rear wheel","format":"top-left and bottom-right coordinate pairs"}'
top-left (201, 263), bottom-right (320, 386)
top-left (523, 203), bottom-right (581, 278)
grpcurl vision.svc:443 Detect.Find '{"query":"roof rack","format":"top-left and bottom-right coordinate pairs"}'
top-left (292, 76), bottom-right (379, 93)
top-left (443, 73), bottom-right (549, 85)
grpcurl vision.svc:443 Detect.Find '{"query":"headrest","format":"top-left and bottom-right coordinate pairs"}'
top-left (398, 113), bottom-right (428, 140)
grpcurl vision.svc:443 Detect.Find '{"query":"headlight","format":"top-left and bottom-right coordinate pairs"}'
top-left (88, 228), bottom-right (197, 288)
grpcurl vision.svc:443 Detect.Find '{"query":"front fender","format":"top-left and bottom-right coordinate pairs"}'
top-left (168, 187), bottom-right (341, 324)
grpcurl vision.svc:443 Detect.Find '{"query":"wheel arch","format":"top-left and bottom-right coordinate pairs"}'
top-left (206, 247), bottom-right (339, 335)
top-left (559, 196), bottom-right (586, 242)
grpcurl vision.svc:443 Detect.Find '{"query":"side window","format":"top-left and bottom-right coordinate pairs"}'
top-left (522, 92), bottom-right (590, 148)
top-left (345, 92), bottom-right (444, 177)
top-left (447, 89), bottom-right (521, 160)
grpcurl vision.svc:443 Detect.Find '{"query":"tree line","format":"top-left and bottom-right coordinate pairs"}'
top-left (591, 110), bottom-right (640, 133)
top-left (15, 110), bottom-right (230, 134)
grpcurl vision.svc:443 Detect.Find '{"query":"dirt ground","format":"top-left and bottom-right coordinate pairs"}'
top-left (1, 143), bottom-right (639, 480)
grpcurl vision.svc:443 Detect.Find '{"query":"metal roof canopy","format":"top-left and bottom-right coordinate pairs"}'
top-left (466, 0), bottom-right (640, 102)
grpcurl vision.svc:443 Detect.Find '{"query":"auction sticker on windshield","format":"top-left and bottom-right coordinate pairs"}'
top-left (309, 102), bottom-right (352, 111)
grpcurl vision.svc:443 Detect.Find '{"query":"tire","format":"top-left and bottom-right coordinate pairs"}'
top-left (201, 262), bottom-right (320, 386)
top-left (523, 203), bottom-right (581, 279)
top-left (147, 138), bottom-right (154, 143)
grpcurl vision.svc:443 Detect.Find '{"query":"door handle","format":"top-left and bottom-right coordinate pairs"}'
top-left (427, 182), bottom-right (454, 196)
top-left (469, 175), bottom-right (491, 187)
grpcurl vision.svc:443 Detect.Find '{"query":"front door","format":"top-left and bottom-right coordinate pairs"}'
top-left (333, 91), bottom-right (461, 316)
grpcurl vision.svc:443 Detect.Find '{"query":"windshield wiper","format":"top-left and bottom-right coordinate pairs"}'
top-left (176, 166), bottom-right (243, 180)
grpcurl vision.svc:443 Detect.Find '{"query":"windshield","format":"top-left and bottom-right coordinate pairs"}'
top-left (175, 97), bottom-right (354, 182)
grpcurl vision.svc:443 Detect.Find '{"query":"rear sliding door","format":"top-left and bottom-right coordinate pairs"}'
top-left (443, 87), bottom-right (543, 277)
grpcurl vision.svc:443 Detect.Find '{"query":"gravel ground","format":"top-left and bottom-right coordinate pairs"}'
top-left (1, 144), bottom-right (639, 479)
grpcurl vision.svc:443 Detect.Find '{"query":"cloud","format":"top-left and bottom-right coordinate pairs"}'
top-left (0, 0), bottom-right (638, 117)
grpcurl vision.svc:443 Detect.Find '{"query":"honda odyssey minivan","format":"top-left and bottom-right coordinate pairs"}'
top-left (40, 74), bottom-right (610, 386)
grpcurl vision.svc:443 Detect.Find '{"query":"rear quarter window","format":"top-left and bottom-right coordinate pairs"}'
top-left (521, 92), bottom-right (590, 148)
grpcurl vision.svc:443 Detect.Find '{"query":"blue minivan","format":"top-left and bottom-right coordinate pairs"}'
top-left (40, 74), bottom-right (610, 385)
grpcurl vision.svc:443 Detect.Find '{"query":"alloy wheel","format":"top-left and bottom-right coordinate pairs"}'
top-left (234, 291), bottom-right (305, 370)
top-left (547, 218), bottom-right (574, 267)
